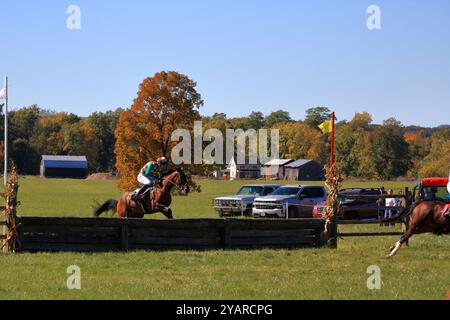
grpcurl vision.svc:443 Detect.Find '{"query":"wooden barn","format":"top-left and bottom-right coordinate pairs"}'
top-left (40, 155), bottom-right (88, 179)
top-left (284, 159), bottom-right (324, 181)
top-left (262, 159), bottom-right (294, 180)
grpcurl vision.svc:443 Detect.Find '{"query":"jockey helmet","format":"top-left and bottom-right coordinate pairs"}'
top-left (157, 157), bottom-right (168, 165)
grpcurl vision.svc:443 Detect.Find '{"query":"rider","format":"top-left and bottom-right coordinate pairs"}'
top-left (131, 157), bottom-right (169, 201)
top-left (422, 187), bottom-right (437, 201)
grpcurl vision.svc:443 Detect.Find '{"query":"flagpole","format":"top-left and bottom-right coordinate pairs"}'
top-left (330, 112), bottom-right (335, 165)
top-left (4, 76), bottom-right (8, 185)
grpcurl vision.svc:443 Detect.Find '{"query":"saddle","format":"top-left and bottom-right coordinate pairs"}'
top-left (130, 187), bottom-right (154, 213)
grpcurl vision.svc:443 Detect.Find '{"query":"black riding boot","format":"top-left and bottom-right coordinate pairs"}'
top-left (133, 184), bottom-right (152, 200)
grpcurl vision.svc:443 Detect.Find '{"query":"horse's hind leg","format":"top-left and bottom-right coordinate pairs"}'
top-left (403, 216), bottom-right (411, 247)
top-left (162, 208), bottom-right (173, 220)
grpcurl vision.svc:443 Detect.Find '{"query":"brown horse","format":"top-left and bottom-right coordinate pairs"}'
top-left (388, 201), bottom-right (450, 257)
top-left (93, 168), bottom-right (189, 219)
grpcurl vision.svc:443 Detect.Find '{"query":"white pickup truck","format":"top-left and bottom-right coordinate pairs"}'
top-left (213, 184), bottom-right (281, 217)
top-left (253, 185), bottom-right (327, 218)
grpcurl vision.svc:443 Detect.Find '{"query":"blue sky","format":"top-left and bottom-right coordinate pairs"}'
top-left (1, 0), bottom-right (449, 126)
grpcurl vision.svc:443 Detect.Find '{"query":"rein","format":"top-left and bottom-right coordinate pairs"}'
top-left (156, 173), bottom-right (186, 195)
top-left (162, 177), bottom-right (183, 191)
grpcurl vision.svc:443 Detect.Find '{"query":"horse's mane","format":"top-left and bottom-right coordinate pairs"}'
top-left (164, 167), bottom-right (184, 175)
top-left (162, 167), bottom-right (187, 182)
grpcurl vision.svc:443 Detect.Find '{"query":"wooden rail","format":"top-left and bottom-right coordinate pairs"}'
top-left (16, 217), bottom-right (326, 253)
top-left (337, 218), bottom-right (407, 238)
top-left (338, 232), bottom-right (404, 237)
top-left (334, 187), bottom-right (411, 238)
top-left (338, 219), bottom-right (402, 225)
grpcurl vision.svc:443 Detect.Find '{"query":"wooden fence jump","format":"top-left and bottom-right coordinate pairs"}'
top-left (16, 217), bottom-right (326, 253)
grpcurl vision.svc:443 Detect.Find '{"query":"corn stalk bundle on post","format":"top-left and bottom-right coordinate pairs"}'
top-left (322, 163), bottom-right (342, 248)
top-left (1, 167), bottom-right (20, 253)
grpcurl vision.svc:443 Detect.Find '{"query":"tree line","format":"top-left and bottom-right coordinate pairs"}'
top-left (201, 108), bottom-right (449, 180)
top-left (0, 71), bottom-right (448, 184)
top-left (0, 104), bottom-right (123, 175)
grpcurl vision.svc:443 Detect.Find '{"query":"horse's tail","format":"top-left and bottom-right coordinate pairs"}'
top-left (93, 199), bottom-right (118, 217)
top-left (383, 201), bottom-right (420, 223)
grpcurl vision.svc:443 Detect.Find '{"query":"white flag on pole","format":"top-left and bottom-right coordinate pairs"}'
top-left (0, 87), bottom-right (6, 99)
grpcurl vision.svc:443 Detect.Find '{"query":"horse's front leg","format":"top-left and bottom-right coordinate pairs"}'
top-left (388, 240), bottom-right (404, 258)
top-left (150, 205), bottom-right (173, 220)
top-left (388, 223), bottom-right (414, 257)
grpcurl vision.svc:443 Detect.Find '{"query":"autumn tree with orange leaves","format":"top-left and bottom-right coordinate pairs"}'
top-left (115, 71), bottom-right (203, 191)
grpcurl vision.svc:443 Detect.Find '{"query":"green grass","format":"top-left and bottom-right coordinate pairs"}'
top-left (1, 177), bottom-right (449, 300)
top-left (16, 177), bottom-right (413, 218)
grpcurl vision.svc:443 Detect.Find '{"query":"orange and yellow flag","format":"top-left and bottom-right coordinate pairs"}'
top-left (318, 120), bottom-right (333, 134)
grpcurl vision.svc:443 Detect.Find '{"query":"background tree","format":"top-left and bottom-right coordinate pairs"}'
top-left (0, 105), bottom-right (133, 175)
top-left (12, 139), bottom-right (40, 174)
top-left (370, 119), bottom-right (411, 179)
top-left (8, 106), bottom-right (42, 174)
top-left (335, 122), bottom-right (362, 178)
top-left (265, 110), bottom-right (292, 128)
top-left (85, 109), bottom-right (123, 172)
top-left (418, 129), bottom-right (450, 177)
top-left (404, 131), bottom-right (430, 177)
top-left (304, 106), bottom-right (332, 128)
top-left (30, 112), bottom-right (80, 156)
top-left (9, 105), bottom-right (40, 141)
top-left (229, 117), bottom-right (252, 131)
top-left (275, 121), bottom-right (327, 164)
top-left (211, 113), bottom-right (227, 120)
top-left (115, 71), bottom-right (203, 190)
top-left (335, 114), bottom-right (376, 179)
top-left (247, 111), bottom-right (265, 129)
top-left (351, 112), bottom-right (372, 129)
top-left (60, 120), bottom-right (103, 172)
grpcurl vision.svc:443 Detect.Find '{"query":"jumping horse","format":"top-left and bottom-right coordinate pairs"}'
top-left (388, 201), bottom-right (450, 257)
top-left (93, 168), bottom-right (189, 219)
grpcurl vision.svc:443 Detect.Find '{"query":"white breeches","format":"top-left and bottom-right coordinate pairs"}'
top-left (137, 173), bottom-right (154, 185)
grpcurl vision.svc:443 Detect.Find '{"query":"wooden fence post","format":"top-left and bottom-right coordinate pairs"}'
top-left (120, 219), bottom-right (129, 252)
top-left (322, 163), bottom-right (342, 249)
top-left (221, 225), bottom-right (231, 250)
top-left (1, 167), bottom-right (20, 253)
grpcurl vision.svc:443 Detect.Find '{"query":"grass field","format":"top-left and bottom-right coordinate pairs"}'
top-left (1, 177), bottom-right (449, 300)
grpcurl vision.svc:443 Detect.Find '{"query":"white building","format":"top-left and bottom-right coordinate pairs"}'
top-left (227, 156), bottom-right (261, 180)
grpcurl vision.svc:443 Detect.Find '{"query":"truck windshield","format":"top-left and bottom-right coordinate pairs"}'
top-left (237, 186), bottom-right (263, 196)
top-left (338, 196), bottom-right (355, 203)
top-left (420, 186), bottom-right (450, 202)
top-left (272, 187), bottom-right (301, 196)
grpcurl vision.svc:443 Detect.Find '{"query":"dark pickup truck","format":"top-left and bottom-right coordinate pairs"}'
top-left (313, 188), bottom-right (383, 220)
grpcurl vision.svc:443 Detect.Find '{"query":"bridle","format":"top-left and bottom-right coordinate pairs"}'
top-left (159, 171), bottom-right (188, 194)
